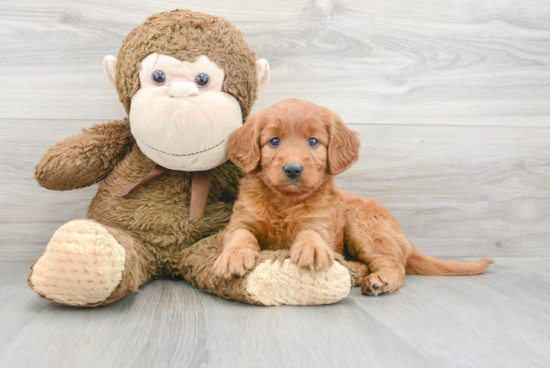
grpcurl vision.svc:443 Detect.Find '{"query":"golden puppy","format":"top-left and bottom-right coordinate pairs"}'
top-left (213, 98), bottom-right (492, 295)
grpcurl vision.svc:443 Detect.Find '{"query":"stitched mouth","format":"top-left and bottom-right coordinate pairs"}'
top-left (141, 140), bottom-right (225, 157)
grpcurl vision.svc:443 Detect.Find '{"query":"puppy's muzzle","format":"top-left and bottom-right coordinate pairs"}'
top-left (284, 163), bottom-right (303, 180)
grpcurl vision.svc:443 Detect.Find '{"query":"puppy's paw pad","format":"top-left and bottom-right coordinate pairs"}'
top-left (361, 273), bottom-right (396, 296)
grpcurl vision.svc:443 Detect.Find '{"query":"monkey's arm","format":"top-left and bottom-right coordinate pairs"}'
top-left (35, 119), bottom-right (134, 191)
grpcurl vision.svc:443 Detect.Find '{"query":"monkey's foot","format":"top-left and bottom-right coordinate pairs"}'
top-left (177, 235), bottom-right (353, 306)
top-left (28, 219), bottom-right (126, 306)
top-left (245, 257), bottom-right (352, 306)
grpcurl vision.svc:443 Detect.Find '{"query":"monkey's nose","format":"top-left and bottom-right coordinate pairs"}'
top-left (169, 82), bottom-right (199, 98)
top-left (284, 163), bottom-right (303, 180)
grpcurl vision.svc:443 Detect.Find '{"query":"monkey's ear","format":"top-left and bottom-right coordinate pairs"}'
top-left (327, 113), bottom-right (361, 175)
top-left (103, 55), bottom-right (117, 88)
top-left (255, 59), bottom-right (270, 99)
top-left (228, 113), bottom-right (263, 174)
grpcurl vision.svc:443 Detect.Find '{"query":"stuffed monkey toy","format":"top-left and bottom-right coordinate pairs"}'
top-left (27, 10), bottom-right (354, 307)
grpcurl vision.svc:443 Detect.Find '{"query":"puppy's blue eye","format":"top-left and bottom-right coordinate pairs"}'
top-left (308, 138), bottom-right (319, 148)
top-left (269, 137), bottom-right (280, 148)
top-left (152, 70), bottom-right (166, 85)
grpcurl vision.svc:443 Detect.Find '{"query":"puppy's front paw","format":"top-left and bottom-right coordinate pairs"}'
top-left (290, 240), bottom-right (335, 271)
top-left (213, 248), bottom-right (260, 278)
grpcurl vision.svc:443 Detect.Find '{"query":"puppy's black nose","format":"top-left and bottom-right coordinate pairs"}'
top-left (284, 163), bottom-right (303, 179)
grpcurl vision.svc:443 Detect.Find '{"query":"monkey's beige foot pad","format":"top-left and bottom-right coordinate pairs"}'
top-left (28, 220), bottom-right (126, 306)
top-left (245, 259), bottom-right (351, 306)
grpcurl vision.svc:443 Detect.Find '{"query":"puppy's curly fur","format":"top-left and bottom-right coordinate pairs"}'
top-left (213, 99), bottom-right (493, 296)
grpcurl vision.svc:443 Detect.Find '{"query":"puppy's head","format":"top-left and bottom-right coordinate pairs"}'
top-left (228, 99), bottom-right (360, 198)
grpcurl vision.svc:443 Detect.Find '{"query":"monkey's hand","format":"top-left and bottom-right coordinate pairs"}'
top-left (35, 119), bottom-right (134, 191)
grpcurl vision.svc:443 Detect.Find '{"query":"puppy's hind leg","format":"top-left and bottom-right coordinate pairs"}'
top-left (358, 255), bottom-right (406, 296)
top-left (342, 194), bottom-right (413, 296)
top-left (346, 261), bottom-right (369, 287)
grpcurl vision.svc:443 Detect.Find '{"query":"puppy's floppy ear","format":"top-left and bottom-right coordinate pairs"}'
top-left (228, 112), bottom-right (263, 174)
top-left (327, 112), bottom-right (361, 175)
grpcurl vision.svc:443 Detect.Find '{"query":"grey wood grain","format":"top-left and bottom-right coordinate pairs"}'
top-left (1, 2), bottom-right (549, 258)
top-left (0, 0), bottom-right (549, 127)
top-left (351, 258), bottom-right (550, 367)
top-left (341, 124), bottom-right (550, 258)
top-left (2, 118), bottom-right (549, 259)
top-left (1, 258), bottom-right (549, 368)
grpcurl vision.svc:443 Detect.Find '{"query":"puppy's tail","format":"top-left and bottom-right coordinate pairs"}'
top-left (405, 246), bottom-right (493, 276)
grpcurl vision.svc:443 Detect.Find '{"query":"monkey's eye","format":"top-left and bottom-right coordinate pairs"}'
top-left (308, 138), bottom-right (320, 148)
top-left (269, 137), bottom-right (281, 148)
top-left (152, 70), bottom-right (166, 85)
top-left (195, 73), bottom-right (209, 87)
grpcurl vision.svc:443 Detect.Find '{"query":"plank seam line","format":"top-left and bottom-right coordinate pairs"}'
top-left (0, 118), bottom-right (549, 130)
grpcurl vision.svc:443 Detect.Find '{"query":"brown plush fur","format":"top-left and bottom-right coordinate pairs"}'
top-left (175, 234), bottom-right (357, 304)
top-left (215, 99), bottom-right (493, 295)
top-left (116, 9), bottom-right (258, 119)
top-left (34, 118), bottom-right (244, 277)
top-left (35, 120), bottom-right (135, 191)
top-left (29, 10), bottom-right (266, 306)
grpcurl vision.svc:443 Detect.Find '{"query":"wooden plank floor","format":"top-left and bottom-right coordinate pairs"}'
top-left (1, 258), bottom-right (549, 368)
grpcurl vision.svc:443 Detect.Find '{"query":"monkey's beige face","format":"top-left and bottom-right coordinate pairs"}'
top-left (129, 53), bottom-right (243, 171)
